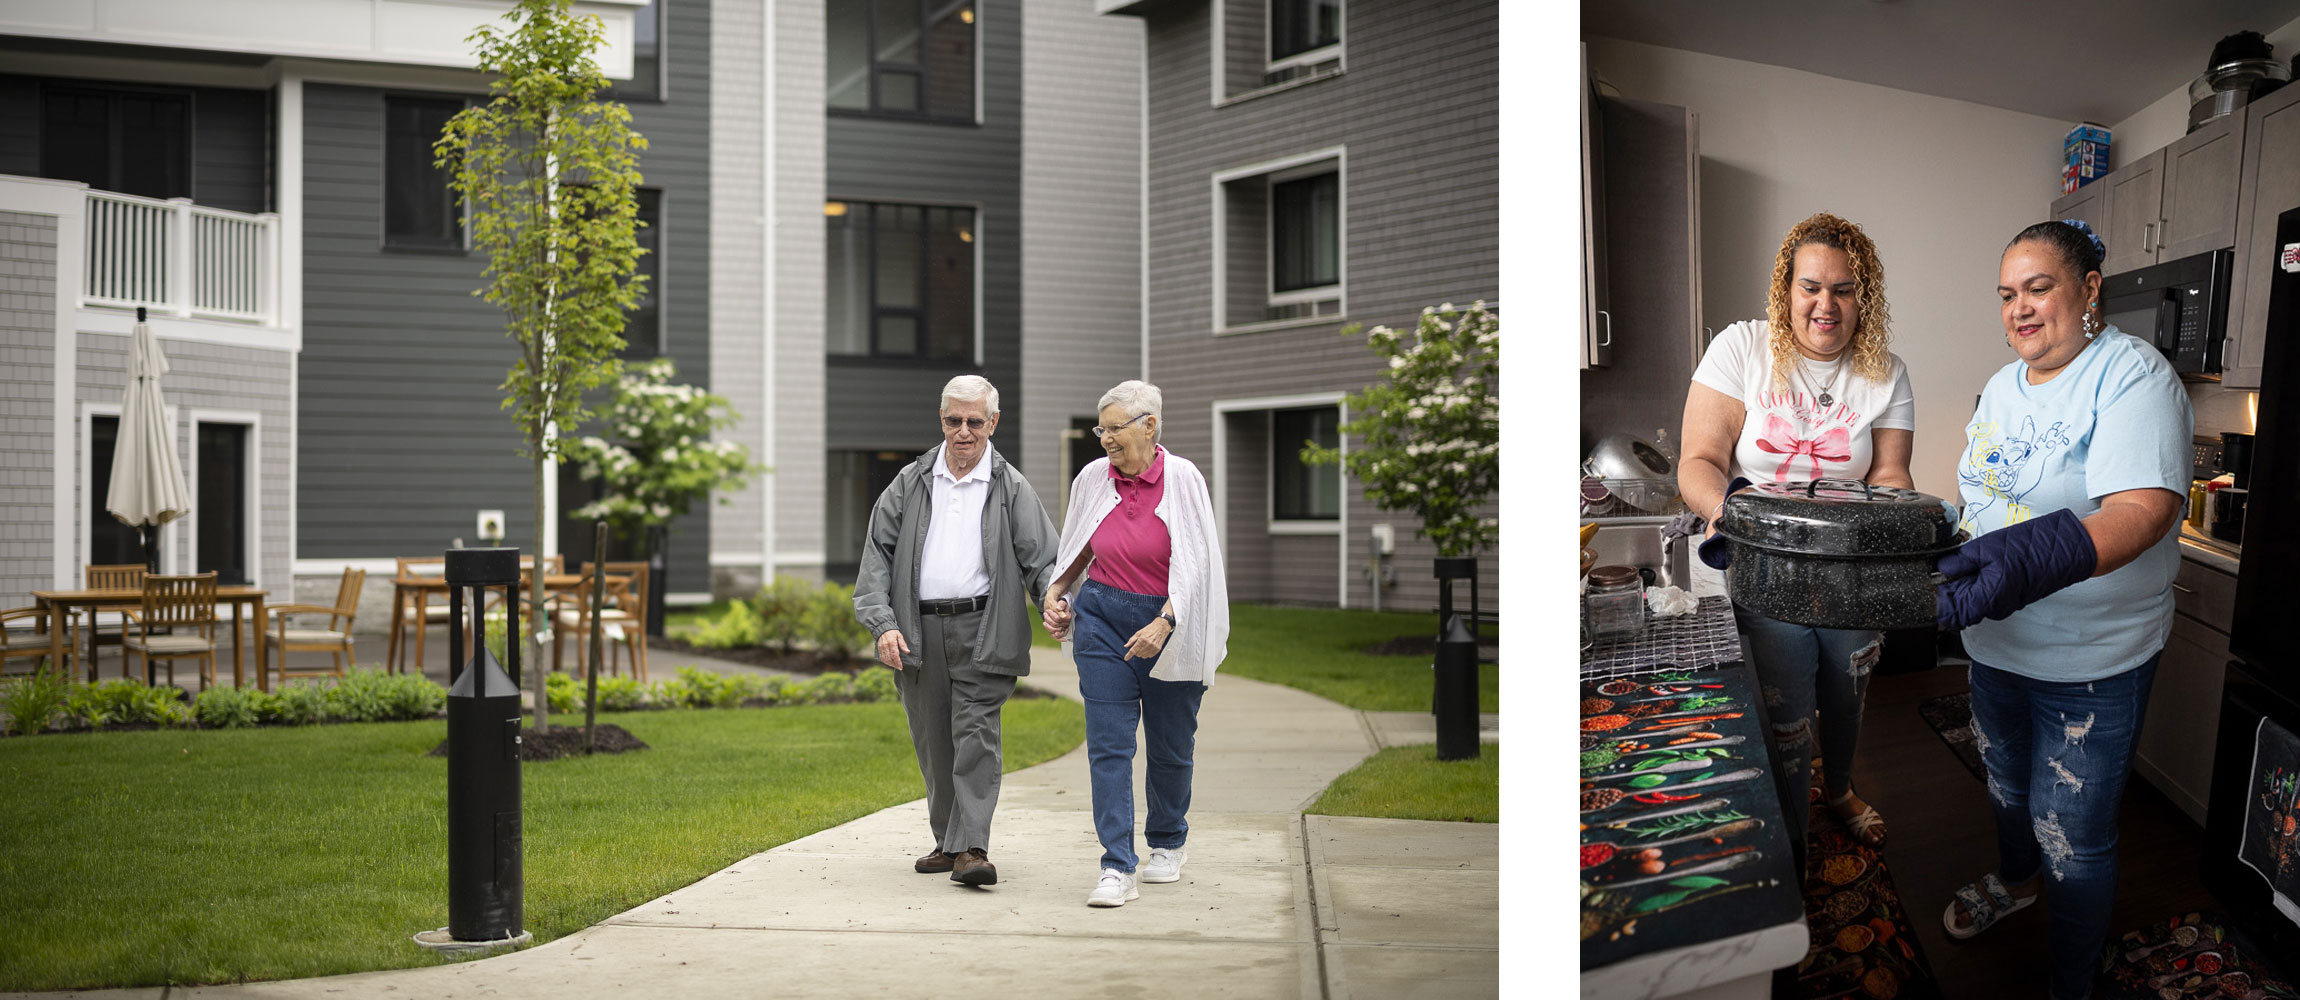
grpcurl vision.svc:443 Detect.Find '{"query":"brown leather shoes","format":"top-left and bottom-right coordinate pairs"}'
top-left (951, 848), bottom-right (997, 885)
top-left (915, 849), bottom-right (955, 873)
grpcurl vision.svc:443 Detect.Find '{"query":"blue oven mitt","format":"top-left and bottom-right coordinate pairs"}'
top-left (1696, 477), bottom-right (1752, 570)
top-left (1934, 508), bottom-right (2098, 631)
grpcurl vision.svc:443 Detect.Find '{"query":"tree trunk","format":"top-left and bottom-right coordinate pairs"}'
top-left (531, 452), bottom-right (551, 731)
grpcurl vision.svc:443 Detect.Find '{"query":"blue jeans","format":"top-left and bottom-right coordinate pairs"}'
top-left (1074, 579), bottom-right (1206, 873)
top-left (1968, 654), bottom-right (2159, 1000)
top-left (1738, 611), bottom-right (1880, 865)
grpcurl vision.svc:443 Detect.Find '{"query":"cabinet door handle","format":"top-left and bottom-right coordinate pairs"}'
top-left (2157, 218), bottom-right (2168, 251)
top-left (2141, 221), bottom-right (2156, 254)
top-left (2171, 582), bottom-right (2195, 594)
top-left (1597, 309), bottom-right (1613, 348)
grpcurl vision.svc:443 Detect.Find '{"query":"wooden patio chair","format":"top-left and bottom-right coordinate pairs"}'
top-left (1, 605), bottom-right (79, 678)
top-left (123, 572), bottom-right (218, 690)
top-left (82, 563), bottom-right (146, 679)
top-left (550, 561), bottom-right (650, 682)
top-left (264, 566), bottom-right (366, 686)
top-left (391, 556), bottom-right (449, 675)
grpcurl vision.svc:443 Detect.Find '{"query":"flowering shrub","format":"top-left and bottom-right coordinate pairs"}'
top-left (1302, 301), bottom-right (1499, 557)
top-left (558, 358), bottom-right (759, 543)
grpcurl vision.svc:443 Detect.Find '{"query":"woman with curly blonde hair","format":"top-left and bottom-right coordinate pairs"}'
top-left (1676, 211), bottom-right (1916, 869)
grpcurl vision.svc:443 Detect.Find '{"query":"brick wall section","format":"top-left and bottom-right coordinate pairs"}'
top-left (0, 210), bottom-right (56, 609)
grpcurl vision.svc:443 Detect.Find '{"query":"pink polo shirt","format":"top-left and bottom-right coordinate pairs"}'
top-left (1086, 447), bottom-right (1172, 597)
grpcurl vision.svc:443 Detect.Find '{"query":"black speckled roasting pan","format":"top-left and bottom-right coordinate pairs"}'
top-left (1713, 479), bottom-right (1967, 630)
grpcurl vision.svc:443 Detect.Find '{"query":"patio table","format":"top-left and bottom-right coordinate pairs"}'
top-left (387, 572), bottom-right (614, 674)
top-left (30, 585), bottom-right (270, 688)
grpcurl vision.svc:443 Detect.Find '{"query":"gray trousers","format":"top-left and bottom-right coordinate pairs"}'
top-left (899, 608), bottom-right (1017, 853)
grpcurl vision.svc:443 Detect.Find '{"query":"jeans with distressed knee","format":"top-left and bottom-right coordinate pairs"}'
top-left (1738, 610), bottom-right (1881, 870)
top-left (1967, 654), bottom-right (2159, 1000)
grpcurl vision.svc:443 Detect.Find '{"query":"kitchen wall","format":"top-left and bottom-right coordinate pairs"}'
top-left (1584, 38), bottom-right (2068, 499)
top-left (2108, 13), bottom-right (2300, 442)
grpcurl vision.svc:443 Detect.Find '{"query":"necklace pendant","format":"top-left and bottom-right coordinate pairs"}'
top-left (1817, 392), bottom-right (1834, 407)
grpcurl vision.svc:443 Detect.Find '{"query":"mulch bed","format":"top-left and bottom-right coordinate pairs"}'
top-left (427, 723), bottom-right (649, 762)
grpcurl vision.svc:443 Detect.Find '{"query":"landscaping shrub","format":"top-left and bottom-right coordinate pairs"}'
top-left (266, 681), bottom-right (328, 725)
top-left (1, 671), bottom-right (70, 736)
top-left (64, 679), bottom-right (148, 730)
top-left (194, 685), bottom-right (262, 730)
top-left (801, 671), bottom-right (855, 704)
top-left (753, 575), bottom-right (814, 654)
top-left (595, 675), bottom-right (646, 711)
top-left (380, 673), bottom-right (446, 721)
top-left (805, 581), bottom-right (871, 662)
top-left (854, 665), bottom-right (898, 703)
top-left (142, 688), bottom-right (195, 728)
top-left (545, 671), bottom-right (580, 714)
top-left (323, 669), bottom-right (394, 723)
top-left (689, 599), bottom-right (763, 650)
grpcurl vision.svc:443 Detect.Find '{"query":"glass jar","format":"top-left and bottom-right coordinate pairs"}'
top-left (1584, 565), bottom-right (1646, 640)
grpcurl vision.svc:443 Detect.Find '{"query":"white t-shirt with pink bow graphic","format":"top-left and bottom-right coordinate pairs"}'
top-left (1692, 319), bottom-right (1915, 484)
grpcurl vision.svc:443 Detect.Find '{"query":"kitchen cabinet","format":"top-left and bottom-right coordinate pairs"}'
top-left (2101, 150), bottom-right (2166, 275)
top-left (2134, 551), bottom-right (2234, 826)
top-left (1579, 94), bottom-right (1702, 447)
top-left (2221, 80), bottom-right (2300, 389)
top-left (2065, 113), bottom-right (2245, 277)
top-left (1581, 43), bottom-right (1611, 370)
top-left (2050, 177), bottom-right (2108, 242)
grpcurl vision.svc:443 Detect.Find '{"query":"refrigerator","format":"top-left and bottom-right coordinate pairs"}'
top-left (2209, 204), bottom-right (2300, 954)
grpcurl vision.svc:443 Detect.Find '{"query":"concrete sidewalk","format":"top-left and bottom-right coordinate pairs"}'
top-left (23, 647), bottom-right (1499, 1000)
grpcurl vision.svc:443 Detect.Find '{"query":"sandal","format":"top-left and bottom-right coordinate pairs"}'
top-left (1942, 873), bottom-right (2035, 941)
top-left (1828, 791), bottom-right (1888, 849)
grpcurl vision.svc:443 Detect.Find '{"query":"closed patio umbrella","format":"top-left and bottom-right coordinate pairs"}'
top-left (106, 311), bottom-right (191, 571)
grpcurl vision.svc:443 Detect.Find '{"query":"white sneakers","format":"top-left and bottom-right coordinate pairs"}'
top-left (1087, 868), bottom-right (1139, 907)
top-left (1139, 847), bottom-right (1186, 883)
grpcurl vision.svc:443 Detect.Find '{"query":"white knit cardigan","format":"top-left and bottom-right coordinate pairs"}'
top-left (1053, 447), bottom-right (1230, 685)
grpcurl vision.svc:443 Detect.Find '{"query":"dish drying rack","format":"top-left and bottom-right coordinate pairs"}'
top-left (1580, 476), bottom-right (1688, 519)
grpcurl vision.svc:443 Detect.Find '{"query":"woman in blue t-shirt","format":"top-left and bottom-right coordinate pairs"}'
top-left (1933, 220), bottom-right (2192, 1000)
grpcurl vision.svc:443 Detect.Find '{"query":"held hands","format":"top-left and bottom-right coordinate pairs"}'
top-left (1042, 590), bottom-right (1073, 642)
top-left (1934, 508), bottom-right (2099, 631)
top-left (1124, 615), bottom-right (1174, 661)
top-left (875, 628), bottom-right (911, 670)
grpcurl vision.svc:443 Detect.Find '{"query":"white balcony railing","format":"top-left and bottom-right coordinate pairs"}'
top-left (83, 190), bottom-right (280, 326)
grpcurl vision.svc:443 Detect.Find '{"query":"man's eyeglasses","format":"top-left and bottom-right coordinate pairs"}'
top-left (942, 416), bottom-right (988, 430)
top-left (1092, 413), bottom-right (1150, 439)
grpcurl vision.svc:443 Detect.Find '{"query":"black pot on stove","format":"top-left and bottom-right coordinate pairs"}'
top-left (1712, 480), bottom-right (1969, 630)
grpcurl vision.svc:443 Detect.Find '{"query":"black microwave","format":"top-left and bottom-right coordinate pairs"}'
top-left (2100, 248), bottom-right (2232, 376)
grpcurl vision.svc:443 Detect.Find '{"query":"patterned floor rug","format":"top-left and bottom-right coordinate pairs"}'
top-left (2095, 911), bottom-right (2298, 999)
top-left (1790, 760), bottom-right (1943, 1000)
top-left (1915, 691), bottom-right (1987, 784)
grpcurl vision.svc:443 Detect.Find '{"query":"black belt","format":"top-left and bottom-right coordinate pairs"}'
top-left (919, 594), bottom-right (990, 615)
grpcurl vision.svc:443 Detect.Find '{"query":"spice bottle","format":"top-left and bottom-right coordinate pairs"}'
top-left (1584, 565), bottom-right (1646, 640)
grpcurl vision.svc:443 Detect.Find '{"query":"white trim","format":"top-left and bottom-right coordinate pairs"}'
top-left (974, 206), bottom-right (987, 366)
top-left (278, 74), bottom-right (304, 575)
top-left (186, 409), bottom-right (263, 590)
top-left (973, 0), bottom-right (986, 127)
top-left (1210, 146), bottom-right (1346, 333)
top-left (75, 309), bottom-right (298, 352)
top-left (1207, 0), bottom-right (1225, 108)
top-left (759, 0), bottom-right (779, 584)
top-left (664, 591), bottom-right (714, 606)
top-left (1211, 313), bottom-right (1349, 338)
top-left (293, 557), bottom-right (400, 576)
top-left (1267, 520), bottom-right (1341, 535)
top-left (710, 551), bottom-right (762, 567)
top-left (1211, 391), bottom-right (1349, 604)
top-left (773, 550), bottom-right (828, 567)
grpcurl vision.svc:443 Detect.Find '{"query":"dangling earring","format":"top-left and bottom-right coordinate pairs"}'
top-left (2083, 303), bottom-right (2100, 339)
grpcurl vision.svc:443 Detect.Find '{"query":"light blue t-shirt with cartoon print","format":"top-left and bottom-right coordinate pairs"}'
top-left (1956, 326), bottom-right (2193, 683)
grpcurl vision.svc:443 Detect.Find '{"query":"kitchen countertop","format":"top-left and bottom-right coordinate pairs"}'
top-left (2178, 525), bottom-right (2240, 575)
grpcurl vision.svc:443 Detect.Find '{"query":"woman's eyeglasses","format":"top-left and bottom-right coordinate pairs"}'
top-left (942, 416), bottom-right (988, 430)
top-left (1092, 413), bottom-right (1150, 438)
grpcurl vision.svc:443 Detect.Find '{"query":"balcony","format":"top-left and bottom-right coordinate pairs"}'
top-left (82, 190), bottom-right (281, 327)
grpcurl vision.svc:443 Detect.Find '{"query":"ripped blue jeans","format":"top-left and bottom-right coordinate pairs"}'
top-left (1967, 654), bottom-right (2159, 1000)
top-left (1739, 611), bottom-right (1881, 868)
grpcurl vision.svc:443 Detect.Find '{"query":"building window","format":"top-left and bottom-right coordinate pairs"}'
top-left (825, 449), bottom-right (915, 578)
top-left (383, 95), bottom-right (464, 250)
top-left (88, 415), bottom-right (144, 567)
top-left (609, 0), bottom-right (665, 101)
top-left (195, 422), bottom-right (249, 585)
top-left (1269, 0), bottom-right (1341, 63)
top-left (40, 87), bottom-right (190, 200)
top-left (626, 188), bottom-right (663, 357)
top-left (827, 0), bottom-right (976, 120)
top-left (1272, 406), bottom-right (1340, 521)
top-left (1215, 151), bottom-right (1344, 330)
top-left (825, 201), bottom-right (975, 360)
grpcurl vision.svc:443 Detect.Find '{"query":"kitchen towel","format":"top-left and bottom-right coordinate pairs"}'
top-left (2237, 716), bottom-right (2300, 930)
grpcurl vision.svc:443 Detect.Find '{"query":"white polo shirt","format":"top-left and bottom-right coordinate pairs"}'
top-left (917, 442), bottom-right (993, 601)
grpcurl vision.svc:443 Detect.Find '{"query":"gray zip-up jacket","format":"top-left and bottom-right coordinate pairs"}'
top-left (852, 444), bottom-right (1061, 675)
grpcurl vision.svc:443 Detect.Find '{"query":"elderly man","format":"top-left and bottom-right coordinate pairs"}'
top-left (854, 374), bottom-right (1061, 887)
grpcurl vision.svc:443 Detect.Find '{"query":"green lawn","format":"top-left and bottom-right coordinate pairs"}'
top-left (1308, 743), bottom-right (1499, 823)
top-left (0, 700), bottom-right (1083, 991)
top-left (1219, 604), bottom-right (1498, 713)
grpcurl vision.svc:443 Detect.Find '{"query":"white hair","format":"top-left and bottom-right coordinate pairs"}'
top-left (1097, 380), bottom-right (1162, 441)
top-left (940, 374), bottom-right (1000, 415)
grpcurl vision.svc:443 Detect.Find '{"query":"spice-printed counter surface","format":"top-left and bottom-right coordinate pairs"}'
top-left (1579, 661), bottom-right (1809, 998)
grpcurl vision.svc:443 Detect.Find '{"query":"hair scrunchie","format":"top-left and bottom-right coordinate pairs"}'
top-left (2059, 218), bottom-right (2107, 265)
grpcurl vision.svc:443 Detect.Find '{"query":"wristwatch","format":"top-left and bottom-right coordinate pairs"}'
top-left (1158, 611), bottom-right (1177, 629)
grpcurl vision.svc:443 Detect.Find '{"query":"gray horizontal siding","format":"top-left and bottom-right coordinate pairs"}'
top-left (1133, 0), bottom-right (1498, 610)
top-left (299, 0), bottom-right (714, 596)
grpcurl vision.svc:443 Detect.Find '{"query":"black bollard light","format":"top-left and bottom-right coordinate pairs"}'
top-left (1433, 556), bottom-right (1481, 761)
top-left (414, 547), bottom-right (530, 954)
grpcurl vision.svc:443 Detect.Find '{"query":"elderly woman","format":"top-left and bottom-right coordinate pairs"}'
top-left (1678, 212), bottom-right (1915, 866)
top-left (1933, 220), bottom-right (2190, 1000)
top-left (1042, 379), bottom-right (1229, 909)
